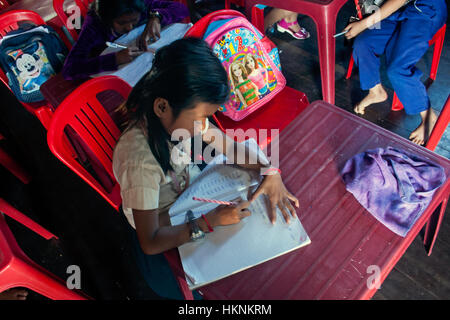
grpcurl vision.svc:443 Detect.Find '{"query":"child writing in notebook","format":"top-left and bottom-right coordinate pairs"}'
top-left (112, 38), bottom-right (299, 299)
top-left (62, 0), bottom-right (188, 80)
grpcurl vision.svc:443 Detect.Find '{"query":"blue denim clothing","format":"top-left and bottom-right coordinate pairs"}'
top-left (352, 0), bottom-right (447, 115)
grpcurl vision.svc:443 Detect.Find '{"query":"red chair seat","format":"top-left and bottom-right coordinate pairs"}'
top-left (213, 86), bottom-right (309, 149)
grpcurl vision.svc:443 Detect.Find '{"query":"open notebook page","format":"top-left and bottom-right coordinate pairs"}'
top-left (92, 23), bottom-right (192, 86)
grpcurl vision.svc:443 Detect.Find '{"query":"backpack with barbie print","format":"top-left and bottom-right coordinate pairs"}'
top-left (203, 15), bottom-right (286, 121)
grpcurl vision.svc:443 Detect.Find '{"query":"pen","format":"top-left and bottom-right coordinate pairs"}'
top-left (192, 197), bottom-right (238, 206)
top-left (106, 41), bottom-right (128, 49)
top-left (333, 30), bottom-right (349, 38)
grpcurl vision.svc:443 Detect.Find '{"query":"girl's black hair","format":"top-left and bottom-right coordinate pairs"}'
top-left (126, 37), bottom-right (229, 174)
top-left (95, 0), bottom-right (146, 27)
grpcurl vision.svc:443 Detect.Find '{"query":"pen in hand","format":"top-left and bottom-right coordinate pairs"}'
top-left (333, 30), bottom-right (349, 38)
top-left (106, 41), bottom-right (128, 49)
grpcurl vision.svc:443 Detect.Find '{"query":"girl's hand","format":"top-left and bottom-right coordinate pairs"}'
top-left (250, 173), bottom-right (299, 224)
top-left (138, 17), bottom-right (161, 51)
top-left (206, 201), bottom-right (251, 227)
top-left (344, 20), bottom-right (367, 39)
top-left (115, 47), bottom-right (143, 65)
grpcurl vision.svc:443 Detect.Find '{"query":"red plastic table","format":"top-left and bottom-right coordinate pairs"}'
top-left (245, 0), bottom-right (349, 104)
top-left (194, 100), bottom-right (450, 299)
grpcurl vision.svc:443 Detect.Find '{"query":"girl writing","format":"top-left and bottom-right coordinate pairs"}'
top-left (62, 0), bottom-right (188, 80)
top-left (113, 38), bottom-right (299, 299)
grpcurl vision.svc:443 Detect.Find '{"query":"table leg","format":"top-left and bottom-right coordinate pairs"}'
top-left (423, 196), bottom-right (448, 256)
top-left (313, 13), bottom-right (337, 104)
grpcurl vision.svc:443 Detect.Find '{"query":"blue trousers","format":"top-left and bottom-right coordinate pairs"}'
top-left (352, 0), bottom-right (447, 115)
top-left (131, 230), bottom-right (203, 300)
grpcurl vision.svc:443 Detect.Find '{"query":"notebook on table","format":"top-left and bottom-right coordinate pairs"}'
top-left (169, 140), bottom-right (311, 290)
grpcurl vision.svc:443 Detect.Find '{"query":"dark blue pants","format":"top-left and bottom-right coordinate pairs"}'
top-left (131, 230), bottom-right (203, 300)
top-left (352, 0), bottom-right (447, 115)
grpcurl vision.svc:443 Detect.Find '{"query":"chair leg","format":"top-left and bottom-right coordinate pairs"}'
top-left (346, 54), bottom-right (354, 80)
top-left (251, 5), bottom-right (265, 34)
top-left (0, 146), bottom-right (31, 184)
top-left (423, 196), bottom-right (448, 256)
top-left (0, 198), bottom-right (58, 240)
top-left (429, 24), bottom-right (446, 81)
top-left (224, 0), bottom-right (230, 9)
top-left (391, 92), bottom-right (404, 111)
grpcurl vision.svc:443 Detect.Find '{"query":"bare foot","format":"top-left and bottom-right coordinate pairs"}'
top-left (354, 84), bottom-right (388, 115)
top-left (409, 108), bottom-right (438, 146)
top-left (0, 288), bottom-right (28, 300)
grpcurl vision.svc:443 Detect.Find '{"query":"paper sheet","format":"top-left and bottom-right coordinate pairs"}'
top-left (92, 23), bottom-right (192, 86)
top-left (169, 140), bottom-right (311, 290)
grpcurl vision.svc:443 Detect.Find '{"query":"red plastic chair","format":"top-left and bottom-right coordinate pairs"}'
top-left (47, 76), bottom-right (131, 211)
top-left (47, 75), bottom-right (195, 300)
top-left (0, 10), bottom-right (55, 130)
top-left (53, 0), bottom-right (87, 44)
top-left (0, 133), bottom-right (31, 184)
top-left (185, 9), bottom-right (309, 149)
top-left (0, 198), bottom-right (89, 300)
top-left (346, 0), bottom-right (447, 112)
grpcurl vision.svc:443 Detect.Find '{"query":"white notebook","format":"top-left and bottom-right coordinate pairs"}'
top-left (169, 143), bottom-right (311, 290)
top-left (93, 23), bottom-right (192, 86)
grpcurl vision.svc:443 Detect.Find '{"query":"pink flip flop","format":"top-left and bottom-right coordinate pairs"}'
top-left (276, 18), bottom-right (310, 40)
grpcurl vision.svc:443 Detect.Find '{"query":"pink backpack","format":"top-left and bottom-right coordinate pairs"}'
top-left (203, 15), bottom-right (286, 121)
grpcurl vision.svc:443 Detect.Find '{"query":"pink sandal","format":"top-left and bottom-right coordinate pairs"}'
top-left (276, 18), bottom-right (310, 40)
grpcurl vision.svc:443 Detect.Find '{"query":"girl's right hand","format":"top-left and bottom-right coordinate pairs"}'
top-left (206, 201), bottom-right (251, 227)
top-left (115, 47), bottom-right (143, 65)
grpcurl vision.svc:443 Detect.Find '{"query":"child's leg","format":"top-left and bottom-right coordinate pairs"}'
top-left (264, 8), bottom-right (290, 30)
top-left (352, 19), bottom-right (397, 114)
top-left (384, 17), bottom-right (436, 144)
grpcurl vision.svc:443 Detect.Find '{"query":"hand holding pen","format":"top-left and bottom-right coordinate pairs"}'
top-left (108, 44), bottom-right (143, 65)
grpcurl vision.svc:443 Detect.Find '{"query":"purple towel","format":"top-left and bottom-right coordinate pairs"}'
top-left (341, 147), bottom-right (446, 237)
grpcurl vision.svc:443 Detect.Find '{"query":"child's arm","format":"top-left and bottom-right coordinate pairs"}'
top-left (203, 123), bottom-right (299, 225)
top-left (143, 0), bottom-right (189, 27)
top-left (132, 203), bottom-right (250, 255)
top-left (62, 15), bottom-right (118, 80)
top-left (344, 0), bottom-right (407, 39)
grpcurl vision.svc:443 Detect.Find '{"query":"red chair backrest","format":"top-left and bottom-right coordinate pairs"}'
top-left (184, 9), bottom-right (246, 38)
top-left (0, 9), bottom-right (45, 38)
top-left (47, 76), bottom-right (132, 210)
top-left (53, 0), bottom-right (88, 43)
top-left (0, 10), bottom-right (46, 89)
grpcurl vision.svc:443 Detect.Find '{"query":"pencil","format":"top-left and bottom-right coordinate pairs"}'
top-left (192, 197), bottom-right (238, 206)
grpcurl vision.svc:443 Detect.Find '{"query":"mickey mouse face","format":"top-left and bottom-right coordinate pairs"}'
top-left (16, 54), bottom-right (42, 79)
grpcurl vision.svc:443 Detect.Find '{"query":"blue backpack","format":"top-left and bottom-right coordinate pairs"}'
top-left (0, 24), bottom-right (67, 103)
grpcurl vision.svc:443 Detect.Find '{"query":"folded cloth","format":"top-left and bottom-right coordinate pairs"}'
top-left (341, 147), bottom-right (446, 237)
